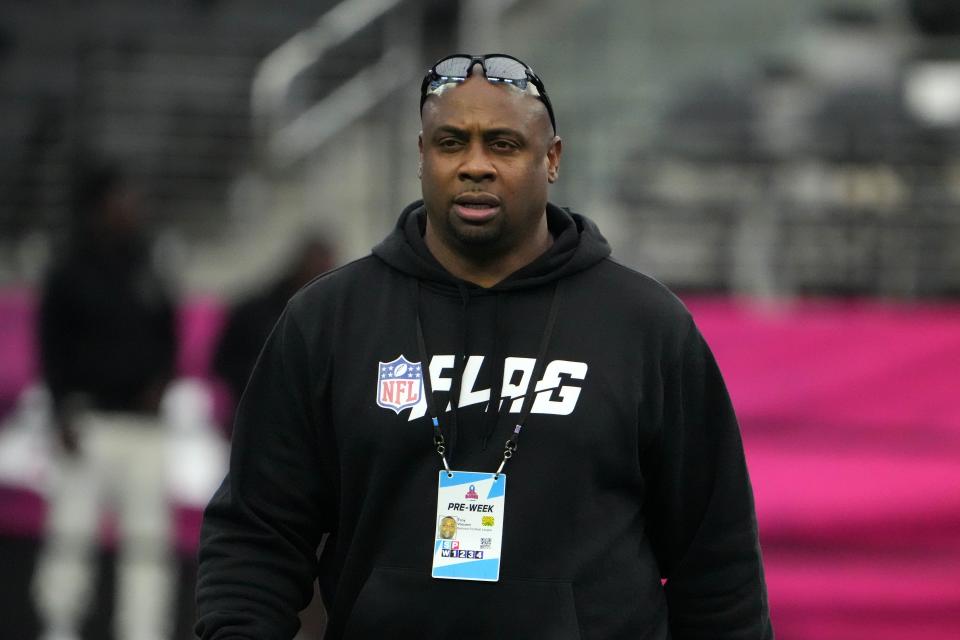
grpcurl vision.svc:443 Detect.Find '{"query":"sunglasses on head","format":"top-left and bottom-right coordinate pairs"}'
top-left (420, 53), bottom-right (557, 134)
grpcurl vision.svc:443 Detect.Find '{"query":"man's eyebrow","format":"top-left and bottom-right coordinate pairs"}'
top-left (484, 128), bottom-right (526, 143)
top-left (431, 125), bottom-right (527, 142)
top-left (433, 125), bottom-right (469, 139)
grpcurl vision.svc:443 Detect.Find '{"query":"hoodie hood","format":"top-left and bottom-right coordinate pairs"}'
top-left (372, 200), bottom-right (611, 290)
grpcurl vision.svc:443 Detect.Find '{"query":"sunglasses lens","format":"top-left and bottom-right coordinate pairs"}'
top-left (484, 56), bottom-right (528, 81)
top-left (422, 54), bottom-right (553, 132)
top-left (434, 56), bottom-right (474, 78)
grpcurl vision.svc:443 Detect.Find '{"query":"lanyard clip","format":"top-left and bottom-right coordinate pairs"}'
top-left (494, 439), bottom-right (517, 478)
top-left (434, 431), bottom-right (452, 477)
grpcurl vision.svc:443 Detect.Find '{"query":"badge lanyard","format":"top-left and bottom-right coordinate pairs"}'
top-left (416, 280), bottom-right (563, 581)
top-left (414, 280), bottom-right (564, 478)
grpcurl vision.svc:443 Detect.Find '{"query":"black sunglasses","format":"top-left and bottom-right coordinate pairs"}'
top-left (420, 53), bottom-right (557, 134)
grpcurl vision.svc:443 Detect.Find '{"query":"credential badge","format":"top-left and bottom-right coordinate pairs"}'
top-left (376, 355), bottom-right (423, 414)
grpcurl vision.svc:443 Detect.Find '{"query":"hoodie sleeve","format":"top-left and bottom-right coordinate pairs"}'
top-left (643, 318), bottom-right (773, 639)
top-left (195, 306), bottom-right (337, 640)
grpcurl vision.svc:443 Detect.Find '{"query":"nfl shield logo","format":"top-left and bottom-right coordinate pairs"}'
top-left (376, 355), bottom-right (424, 414)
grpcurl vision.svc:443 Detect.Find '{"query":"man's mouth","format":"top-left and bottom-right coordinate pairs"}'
top-left (453, 194), bottom-right (501, 223)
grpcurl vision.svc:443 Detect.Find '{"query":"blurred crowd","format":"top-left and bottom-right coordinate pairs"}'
top-left (0, 160), bottom-right (336, 639)
top-left (621, 0), bottom-right (960, 295)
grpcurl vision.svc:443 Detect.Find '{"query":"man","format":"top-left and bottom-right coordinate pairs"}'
top-left (196, 54), bottom-right (773, 639)
top-left (34, 162), bottom-right (177, 640)
top-left (438, 516), bottom-right (457, 540)
top-left (213, 236), bottom-right (334, 434)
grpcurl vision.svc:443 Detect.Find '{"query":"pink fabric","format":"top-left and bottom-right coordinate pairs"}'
top-left (0, 289), bottom-right (37, 418)
top-left (2, 290), bottom-right (959, 637)
top-left (689, 298), bottom-right (960, 435)
top-left (175, 295), bottom-right (233, 427)
top-left (686, 297), bottom-right (960, 639)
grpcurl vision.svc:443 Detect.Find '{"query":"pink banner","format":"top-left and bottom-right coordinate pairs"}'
top-left (686, 297), bottom-right (960, 639)
top-left (2, 290), bottom-right (959, 638)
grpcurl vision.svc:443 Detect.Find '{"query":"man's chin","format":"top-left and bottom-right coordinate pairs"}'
top-left (448, 216), bottom-right (503, 248)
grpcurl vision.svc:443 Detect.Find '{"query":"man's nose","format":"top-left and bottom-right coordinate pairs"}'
top-left (458, 143), bottom-right (496, 183)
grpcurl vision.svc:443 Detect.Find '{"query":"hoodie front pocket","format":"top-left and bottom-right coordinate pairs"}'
top-left (342, 566), bottom-right (582, 639)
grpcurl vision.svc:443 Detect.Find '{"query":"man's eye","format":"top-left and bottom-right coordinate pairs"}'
top-left (439, 139), bottom-right (463, 149)
top-left (491, 140), bottom-right (518, 151)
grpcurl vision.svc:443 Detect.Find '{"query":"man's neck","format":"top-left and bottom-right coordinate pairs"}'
top-left (424, 217), bottom-right (553, 288)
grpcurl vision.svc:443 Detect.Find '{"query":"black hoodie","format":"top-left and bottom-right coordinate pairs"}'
top-left (196, 202), bottom-right (773, 640)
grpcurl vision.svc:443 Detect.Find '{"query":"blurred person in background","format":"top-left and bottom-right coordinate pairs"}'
top-left (195, 55), bottom-right (771, 639)
top-left (213, 236), bottom-right (334, 434)
top-left (32, 161), bottom-right (177, 640)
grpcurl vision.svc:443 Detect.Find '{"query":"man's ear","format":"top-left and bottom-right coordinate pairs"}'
top-left (546, 135), bottom-right (562, 183)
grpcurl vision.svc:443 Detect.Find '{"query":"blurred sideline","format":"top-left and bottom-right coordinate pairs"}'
top-left (687, 296), bottom-right (960, 639)
top-left (1, 288), bottom-right (959, 637)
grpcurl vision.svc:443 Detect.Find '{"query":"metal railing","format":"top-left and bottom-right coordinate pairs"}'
top-left (250, 0), bottom-right (415, 170)
top-left (250, 0), bottom-right (525, 170)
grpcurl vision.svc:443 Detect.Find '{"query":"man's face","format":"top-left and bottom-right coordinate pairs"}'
top-left (440, 517), bottom-right (457, 539)
top-left (419, 68), bottom-right (561, 259)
